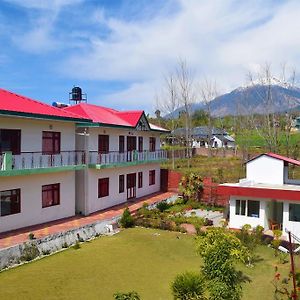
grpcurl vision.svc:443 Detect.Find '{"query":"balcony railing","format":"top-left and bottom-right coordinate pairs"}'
top-left (1, 151), bottom-right (85, 171)
top-left (89, 150), bottom-right (168, 165)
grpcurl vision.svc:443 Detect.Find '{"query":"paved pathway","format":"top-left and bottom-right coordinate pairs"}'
top-left (0, 192), bottom-right (176, 249)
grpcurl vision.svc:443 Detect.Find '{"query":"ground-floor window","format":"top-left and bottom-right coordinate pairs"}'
top-left (149, 170), bottom-right (155, 186)
top-left (235, 199), bottom-right (259, 218)
top-left (42, 183), bottom-right (60, 208)
top-left (289, 204), bottom-right (300, 222)
top-left (0, 188), bottom-right (21, 216)
top-left (138, 172), bottom-right (143, 188)
top-left (119, 175), bottom-right (124, 193)
top-left (98, 178), bottom-right (109, 198)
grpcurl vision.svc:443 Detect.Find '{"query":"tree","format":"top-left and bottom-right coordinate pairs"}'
top-left (119, 208), bottom-right (134, 228)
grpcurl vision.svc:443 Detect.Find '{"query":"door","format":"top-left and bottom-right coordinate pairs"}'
top-left (127, 136), bottom-right (136, 161)
top-left (127, 173), bottom-right (136, 200)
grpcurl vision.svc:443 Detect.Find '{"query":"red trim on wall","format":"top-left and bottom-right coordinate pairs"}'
top-left (218, 185), bottom-right (300, 201)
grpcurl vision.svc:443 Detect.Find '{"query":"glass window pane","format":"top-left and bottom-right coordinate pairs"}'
top-left (241, 200), bottom-right (246, 215)
top-left (235, 200), bottom-right (241, 215)
top-left (247, 200), bottom-right (260, 218)
top-left (289, 204), bottom-right (300, 222)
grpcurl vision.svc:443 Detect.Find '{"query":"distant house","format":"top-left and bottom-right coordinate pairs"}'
top-left (295, 117), bottom-right (300, 131)
top-left (170, 126), bottom-right (235, 149)
top-left (219, 153), bottom-right (300, 238)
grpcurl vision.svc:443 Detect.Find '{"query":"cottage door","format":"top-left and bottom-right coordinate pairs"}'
top-left (127, 173), bottom-right (136, 200)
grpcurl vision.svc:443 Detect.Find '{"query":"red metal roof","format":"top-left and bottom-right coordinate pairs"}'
top-left (64, 103), bottom-right (144, 127)
top-left (0, 88), bottom-right (88, 121)
top-left (218, 185), bottom-right (300, 201)
top-left (247, 152), bottom-right (300, 167)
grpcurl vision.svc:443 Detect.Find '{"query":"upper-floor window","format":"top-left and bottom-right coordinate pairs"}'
top-left (0, 188), bottom-right (21, 216)
top-left (42, 131), bottom-right (60, 154)
top-left (42, 183), bottom-right (60, 208)
top-left (149, 137), bottom-right (156, 152)
top-left (98, 135), bottom-right (109, 154)
top-left (127, 136), bottom-right (136, 152)
top-left (138, 137), bottom-right (143, 152)
top-left (0, 129), bottom-right (21, 155)
top-left (119, 136), bottom-right (125, 153)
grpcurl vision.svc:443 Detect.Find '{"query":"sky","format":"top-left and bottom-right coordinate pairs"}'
top-left (0, 0), bottom-right (300, 114)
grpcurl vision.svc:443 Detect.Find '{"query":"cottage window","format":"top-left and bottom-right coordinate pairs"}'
top-left (0, 188), bottom-right (21, 216)
top-left (42, 183), bottom-right (60, 208)
top-left (235, 199), bottom-right (259, 218)
top-left (42, 131), bottom-right (61, 154)
top-left (119, 136), bottom-right (125, 153)
top-left (0, 129), bottom-right (21, 155)
top-left (235, 200), bottom-right (246, 216)
top-left (98, 178), bottom-right (109, 198)
top-left (289, 204), bottom-right (300, 222)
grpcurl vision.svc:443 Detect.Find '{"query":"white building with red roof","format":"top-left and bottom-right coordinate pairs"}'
top-left (0, 88), bottom-right (169, 233)
top-left (219, 153), bottom-right (300, 237)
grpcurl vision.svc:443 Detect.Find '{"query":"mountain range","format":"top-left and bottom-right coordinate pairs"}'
top-left (169, 78), bottom-right (300, 118)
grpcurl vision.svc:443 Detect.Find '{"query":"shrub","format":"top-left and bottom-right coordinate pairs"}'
top-left (73, 241), bottom-right (81, 250)
top-left (156, 201), bottom-right (170, 212)
top-left (113, 291), bottom-right (141, 300)
top-left (62, 242), bottom-right (69, 248)
top-left (21, 243), bottom-right (40, 262)
top-left (179, 173), bottom-right (203, 201)
top-left (28, 232), bottom-right (35, 240)
top-left (120, 208), bottom-right (135, 228)
top-left (171, 271), bottom-right (205, 300)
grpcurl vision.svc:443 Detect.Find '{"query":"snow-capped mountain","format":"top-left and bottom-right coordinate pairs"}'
top-left (168, 79), bottom-right (300, 118)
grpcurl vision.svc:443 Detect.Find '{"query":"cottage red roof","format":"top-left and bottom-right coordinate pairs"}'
top-left (247, 152), bottom-right (300, 167)
top-left (0, 88), bottom-right (89, 121)
top-left (64, 103), bottom-right (145, 127)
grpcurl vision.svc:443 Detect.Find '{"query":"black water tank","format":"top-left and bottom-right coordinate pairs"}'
top-left (71, 86), bottom-right (82, 101)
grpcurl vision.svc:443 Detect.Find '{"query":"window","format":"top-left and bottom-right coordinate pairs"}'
top-left (138, 172), bottom-right (143, 188)
top-left (119, 136), bottom-right (125, 153)
top-left (289, 204), bottom-right (300, 222)
top-left (0, 189), bottom-right (21, 216)
top-left (98, 178), bottom-right (109, 198)
top-left (127, 136), bottom-right (136, 152)
top-left (42, 131), bottom-right (60, 154)
top-left (138, 137), bottom-right (143, 152)
top-left (149, 137), bottom-right (156, 152)
top-left (119, 175), bottom-right (124, 193)
top-left (0, 129), bottom-right (21, 155)
top-left (149, 170), bottom-right (155, 186)
top-left (42, 184), bottom-right (60, 208)
top-left (98, 135), bottom-right (109, 154)
top-left (247, 200), bottom-right (260, 218)
top-left (235, 199), bottom-right (259, 218)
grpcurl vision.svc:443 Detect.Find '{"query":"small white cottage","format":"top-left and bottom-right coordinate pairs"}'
top-left (219, 153), bottom-right (300, 238)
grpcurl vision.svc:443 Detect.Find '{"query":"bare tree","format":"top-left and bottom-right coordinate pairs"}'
top-left (199, 78), bottom-right (218, 157)
top-left (156, 71), bottom-right (179, 169)
top-left (176, 58), bottom-right (195, 167)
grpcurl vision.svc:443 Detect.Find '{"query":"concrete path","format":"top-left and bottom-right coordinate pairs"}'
top-left (0, 192), bottom-right (176, 249)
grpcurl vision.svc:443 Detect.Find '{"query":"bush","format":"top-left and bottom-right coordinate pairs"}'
top-left (28, 232), bottom-right (35, 240)
top-left (113, 291), bottom-right (141, 300)
top-left (171, 271), bottom-right (205, 300)
top-left (120, 208), bottom-right (135, 228)
top-left (156, 201), bottom-right (170, 212)
top-left (21, 243), bottom-right (40, 262)
top-left (72, 241), bottom-right (81, 250)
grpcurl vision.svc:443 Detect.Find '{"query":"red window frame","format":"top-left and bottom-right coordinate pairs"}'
top-left (119, 136), bottom-right (125, 153)
top-left (149, 170), bottom-right (156, 186)
top-left (119, 175), bottom-right (125, 193)
top-left (138, 172), bottom-right (143, 188)
top-left (42, 131), bottom-right (61, 155)
top-left (138, 137), bottom-right (143, 152)
top-left (149, 137), bottom-right (156, 152)
top-left (98, 178), bottom-right (109, 198)
top-left (42, 183), bottom-right (60, 208)
top-left (0, 188), bottom-right (21, 216)
top-left (98, 135), bottom-right (109, 154)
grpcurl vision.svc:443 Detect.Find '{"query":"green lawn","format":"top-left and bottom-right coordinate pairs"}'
top-left (0, 228), bottom-right (297, 300)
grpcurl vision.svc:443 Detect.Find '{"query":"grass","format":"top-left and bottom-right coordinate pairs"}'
top-left (0, 228), bottom-right (298, 299)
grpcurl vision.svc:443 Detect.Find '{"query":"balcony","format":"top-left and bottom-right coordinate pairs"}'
top-left (0, 151), bottom-right (85, 176)
top-left (89, 150), bottom-right (168, 169)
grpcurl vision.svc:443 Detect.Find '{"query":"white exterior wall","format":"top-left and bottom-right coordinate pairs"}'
top-left (283, 201), bottom-right (300, 238)
top-left (85, 163), bottom-right (161, 214)
top-left (87, 127), bottom-right (160, 152)
top-left (0, 172), bottom-right (75, 233)
top-left (229, 196), bottom-right (267, 229)
top-left (0, 116), bottom-right (76, 151)
top-left (246, 156), bottom-right (284, 184)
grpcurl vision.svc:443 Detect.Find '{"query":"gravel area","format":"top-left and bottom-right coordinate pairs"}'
top-left (184, 209), bottom-right (224, 226)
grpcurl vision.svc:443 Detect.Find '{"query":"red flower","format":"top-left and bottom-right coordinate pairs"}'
top-left (275, 273), bottom-right (281, 280)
